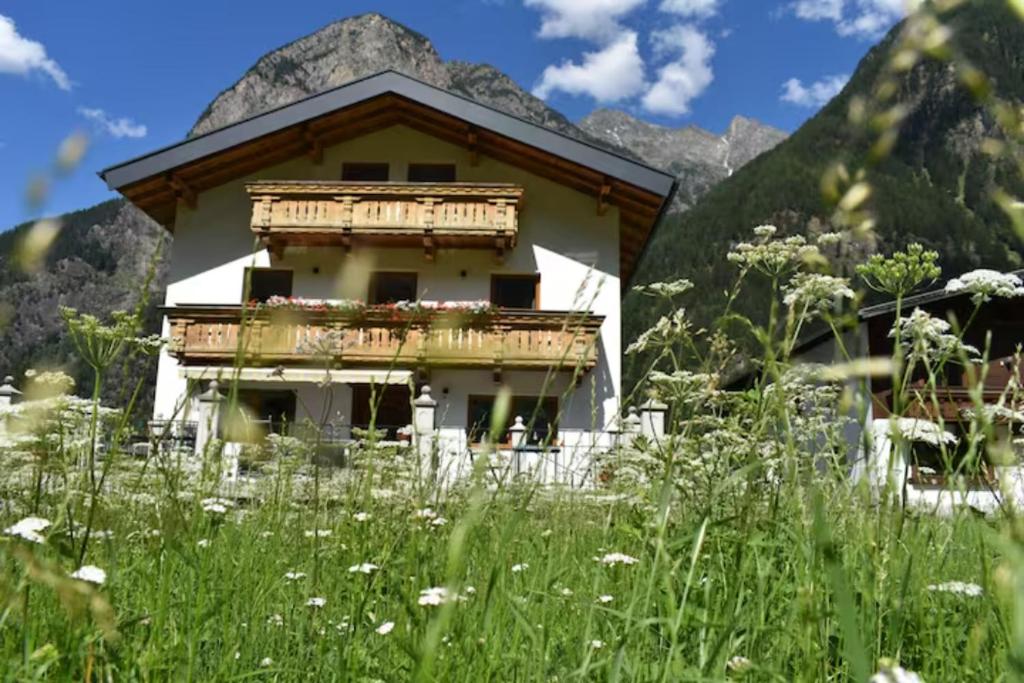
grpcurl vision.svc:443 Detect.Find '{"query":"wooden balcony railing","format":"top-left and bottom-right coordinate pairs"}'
top-left (247, 181), bottom-right (523, 260)
top-left (166, 305), bottom-right (602, 373)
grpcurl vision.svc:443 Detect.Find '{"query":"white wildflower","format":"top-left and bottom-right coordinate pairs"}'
top-left (597, 594), bottom-right (614, 604)
top-left (945, 269), bottom-right (1024, 305)
top-left (782, 273), bottom-right (854, 313)
top-left (70, 565), bottom-right (106, 586)
top-left (927, 581), bottom-right (983, 597)
top-left (304, 529), bottom-right (332, 538)
top-left (596, 552), bottom-right (639, 566)
top-left (870, 664), bottom-right (923, 683)
top-left (375, 620), bottom-right (395, 635)
top-left (890, 308), bottom-right (979, 362)
top-left (890, 418), bottom-right (958, 447)
top-left (511, 563), bottom-right (529, 573)
top-left (284, 571), bottom-right (307, 581)
top-left (589, 639), bottom-right (605, 649)
top-left (259, 657), bottom-right (273, 668)
top-left (353, 512), bottom-right (371, 522)
top-left (561, 587), bottom-right (574, 597)
top-left (626, 309), bottom-right (692, 355)
top-left (418, 586), bottom-right (453, 606)
top-left (201, 497), bottom-right (234, 515)
top-left (816, 231), bottom-right (843, 246)
top-left (348, 563), bottom-right (379, 575)
top-left (4, 516), bottom-right (50, 544)
top-left (430, 517), bottom-right (448, 527)
top-left (753, 224), bottom-right (777, 238)
top-left (726, 655), bottom-right (753, 673)
top-left (306, 597), bottom-right (326, 608)
top-left (633, 278), bottom-right (693, 298)
top-left (267, 613), bottom-right (284, 627)
top-left (413, 508), bottom-right (437, 520)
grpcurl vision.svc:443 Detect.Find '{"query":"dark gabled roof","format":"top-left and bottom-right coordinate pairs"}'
top-left (859, 271), bottom-right (1024, 318)
top-left (100, 70), bottom-right (674, 197)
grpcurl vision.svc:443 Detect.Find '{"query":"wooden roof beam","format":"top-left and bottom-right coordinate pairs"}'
top-left (167, 173), bottom-right (197, 210)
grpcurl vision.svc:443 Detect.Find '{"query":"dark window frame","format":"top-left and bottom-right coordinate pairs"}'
top-left (490, 273), bottom-right (541, 309)
top-left (341, 162), bottom-right (390, 182)
top-left (368, 271), bottom-right (419, 305)
top-left (244, 267), bottom-right (293, 303)
top-left (407, 163), bottom-right (456, 183)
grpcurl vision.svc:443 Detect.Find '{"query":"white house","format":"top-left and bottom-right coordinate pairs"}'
top-left (100, 71), bottom-right (676, 484)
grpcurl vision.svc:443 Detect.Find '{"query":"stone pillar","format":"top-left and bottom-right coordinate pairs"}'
top-left (623, 407), bottom-right (642, 444)
top-left (0, 375), bottom-right (21, 437)
top-left (194, 380), bottom-right (225, 457)
top-left (414, 385), bottom-right (437, 480)
top-left (508, 416), bottom-right (528, 477)
top-left (639, 399), bottom-right (668, 441)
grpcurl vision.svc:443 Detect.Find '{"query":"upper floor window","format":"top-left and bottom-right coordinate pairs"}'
top-left (246, 267), bottom-right (293, 303)
top-left (342, 162), bottom-right (389, 182)
top-left (491, 274), bottom-right (539, 309)
top-left (369, 271), bottom-right (418, 305)
top-left (407, 163), bottom-right (456, 183)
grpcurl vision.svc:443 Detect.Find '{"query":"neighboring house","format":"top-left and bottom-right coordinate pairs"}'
top-left (795, 280), bottom-right (1024, 513)
top-left (100, 71), bottom-right (677, 483)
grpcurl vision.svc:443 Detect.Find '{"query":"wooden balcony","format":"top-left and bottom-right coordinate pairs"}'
top-left (247, 181), bottom-right (523, 260)
top-left (166, 305), bottom-right (602, 374)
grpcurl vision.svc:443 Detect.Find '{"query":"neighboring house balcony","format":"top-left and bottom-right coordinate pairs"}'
top-left (165, 304), bottom-right (602, 375)
top-left (247, 181), bottom-right (523, 261)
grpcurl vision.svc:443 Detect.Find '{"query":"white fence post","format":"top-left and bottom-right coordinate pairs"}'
top-left (639, 399), bottom-right (667, 442)
top-left (623, 407), bottom-right (642, 445)
top-left (0, 375), bottom-right (21, 437)
top-left (195, 380), bottom-right (225, 457)
top-left (414, 385), bottom-right (437, 480)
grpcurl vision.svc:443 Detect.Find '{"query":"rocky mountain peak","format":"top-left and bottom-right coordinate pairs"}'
top-left (190, 13), bottom-right (451, 136)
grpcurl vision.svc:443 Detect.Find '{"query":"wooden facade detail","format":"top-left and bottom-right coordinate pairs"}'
top-left (166, 306), bottom-right (602, 372)
top-left (246, 181), bottom-right (523, 257)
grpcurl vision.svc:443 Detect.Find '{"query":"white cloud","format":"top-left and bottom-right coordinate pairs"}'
top-left (533, 30), bottom-right (646, 102)
top-left (658, 0), bottom-right (722, 18)
top-left (523, 0), bottom-right (647, 42)
top-left (791, 0), bottom-right (921, 38)
top-left (0, 14), bottom-right (70, 90)
top-left (77, 107), bottom-right (148, 139)
top-left (641, 24), bottom-right (715, 116)
top-left (780, 73), bottom-right (849, 107)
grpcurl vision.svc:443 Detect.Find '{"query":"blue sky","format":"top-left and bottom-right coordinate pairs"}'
top-left (0, 0), bottom-right (910, 230)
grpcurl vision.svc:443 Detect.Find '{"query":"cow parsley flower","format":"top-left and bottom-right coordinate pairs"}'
top-left (633, 278), bottom-right (694, 298)
top-left (413, 508), bottom-right (437, 520)
top-left (201, 497), bottom-right (233, 515)
top-left (727, 226), bottom-right (820, 277)
top-left (259, 657), bottom-right (274, 668)
top-left (376, 620), bottom-right (395, 635)
top-left (353, 512), bottom-right (371, 522)
top-left (511, 563), bottom-right (529, 573)
top-left (589, 639), bottom-right (605, 649)
top-left (869, 664), bottom-right (923, 683)
top-left (304, 529), bottom-right (332, 538)
top-left (782, 273), bottom-right (854, 314)
top-left (4, 516), bottom-right (50, 544)
top-left (927, 581), bottom-right (983, 597)
top-left (418, 586), bottom-right (453, 606)
top-left (597, 594), bottom-right (614, 604)
top-left (626, 309), bottom-right (692, 355)
top-left (726, 655), bottom-right (753, 673)
top-left (945, 269), bottom-right (1024, 305)
top-left (890, 418), bottom-right (958, 447)
top-left (348, 562), bottom-right (379, 575)
top-left (267, 613), bottom-right (284, 627)
top-left (284, 571), bottom-right (307, 581)
top-left (430, 516), bottom-right (448, 527)
top-left (596, 552), bottom-right (639, 566)
top-left (890, 308), bottom-right (979, 362)
top-left (70, 565), bottom-right (106, 586)
top-left (306, 597), bottom-right (326, 608)
top-left (197, 539), bottom-right (211, 548)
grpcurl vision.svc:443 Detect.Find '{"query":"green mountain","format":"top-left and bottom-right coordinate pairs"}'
top-left (623, 0), bottom-right (1024, 387)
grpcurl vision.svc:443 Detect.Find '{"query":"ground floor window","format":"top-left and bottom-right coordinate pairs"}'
top-left (908, 422), bottom-right (995, 486)
top-left (467, 395), bottom-right (558, 445)
top-left (225, 389), bottom-right (297, 441)
top-left (351, 384), bottom-right (412, 439)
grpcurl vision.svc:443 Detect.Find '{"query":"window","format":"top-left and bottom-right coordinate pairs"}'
top-left (226, 390), bottom-right (297, 441)
top-left (351, 384), bottom-right (412, 439)
top-left (369, 272), bottom-right (418, 305)
top-left (908, 422), bottom-right (993, 487)
top-left (246, 268), bottom-right (293, 303)
top-left (467, 395), bottom-right (558, 445)
top-left (342, 162), bottom-right (390, 181)
top-left (408, 163), bottom-right (456, 182)
top-left (491, 274), bottom-right (540, 309)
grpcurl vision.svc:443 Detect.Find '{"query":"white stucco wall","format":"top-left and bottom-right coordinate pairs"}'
top-left (154, 124), bottom-right (622, 432)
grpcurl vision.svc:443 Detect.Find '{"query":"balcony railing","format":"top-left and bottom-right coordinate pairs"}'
top-left (166, 305), bottom-right (602, 373)
top-left (247, 181), bottom-right (523, 259)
